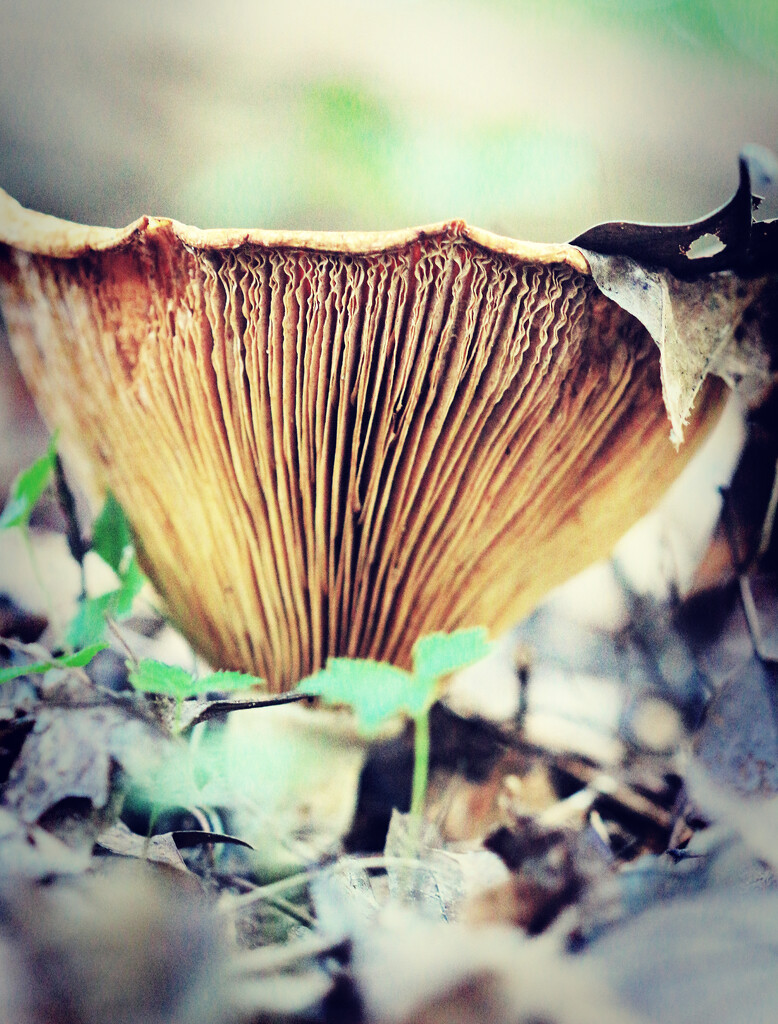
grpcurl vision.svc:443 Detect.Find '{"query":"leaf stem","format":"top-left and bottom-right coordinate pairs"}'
top-left (410, 706), bottom-right (431, 820)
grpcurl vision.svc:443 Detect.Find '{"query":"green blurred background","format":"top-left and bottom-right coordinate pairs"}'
top-left (1, 0), bottom-right (776, 242)
top-left (0, 0), bottom-right (776, 495)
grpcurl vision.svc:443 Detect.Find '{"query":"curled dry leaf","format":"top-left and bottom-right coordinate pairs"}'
top-left (0, 189), bottom-right (735, 690)
top-left (573, 146), bottom-right (778, 278)
top-left (3, 704), bottom-right (159, 824)
top-left (581, 254), bottom-right (773, 446)
top-left (577, 149), bottom-right (778, 445)
top-left (97, 820), bottom-right (253, 874)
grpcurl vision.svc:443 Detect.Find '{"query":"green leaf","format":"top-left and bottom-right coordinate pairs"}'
top-left (299, 658), bottom-right (434, 734)
top-left (59, 642), bottom-right (110, 667)
top-left (0, 663), bottom-right (46, 685)
top-left (199, 670), bottom-right (265, 692)
top-left (85, 494), bottom-right (147, 631)
top-left (66, 554), bottom-right (146, 649)
top-left (411, 627), bottom-right (491, 680)
top-left (0, 642), bottom-right (108, 684)
top-left (91, 491), bottom-right (132, 574)
top-left (114, 555), bottom-right (145, 616)
top-left (128, 660), bottom-right (195, 699)
top-left (66, 592), bottom-right (118, 649)
top-left (0, 434), bottom-right (58, 531)
top-left (127, 660), bottom-right (262, 700)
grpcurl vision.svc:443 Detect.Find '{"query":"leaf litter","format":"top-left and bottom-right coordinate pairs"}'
top-left (1, 151), bottom-right (778, 1022)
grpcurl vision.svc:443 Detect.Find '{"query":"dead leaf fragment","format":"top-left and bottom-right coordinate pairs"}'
top-left (349, 911), bottom-right (646, 1024)
top-left (589, 887), bottom-right (778, 1024)
top-left (0, 805), bottom-right (92, 879)
top-left (686, 666), bottom-right (778, 871)
top-left (694, 656), bottom-right (778, 797)
top-left (573, 147), bottom-right (778, 278)
top-left (581, 253), bottom-right (772, 444)
top-left (2, 705), bottom-right (156, 823)
top-left (577, 149), bottom-right (778, 445)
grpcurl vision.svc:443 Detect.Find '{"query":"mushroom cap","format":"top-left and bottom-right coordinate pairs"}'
top-left (0, 189), bottom-right (722, 691)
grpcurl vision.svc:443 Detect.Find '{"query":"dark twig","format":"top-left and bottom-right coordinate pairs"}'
top-left (53, 455), bottom-right (89, 599)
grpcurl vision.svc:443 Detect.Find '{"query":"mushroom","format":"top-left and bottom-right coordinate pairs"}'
top-left (0, 188), bottom-right (723, 692)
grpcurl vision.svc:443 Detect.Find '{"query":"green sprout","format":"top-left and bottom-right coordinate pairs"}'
top-left (0, 437), bottom-right (149, 651)
top-left (66, 490), bottom-right (148, 649)
top-left (0, 433), bottom-right (58, 533)
top-left (128, 658), bottom-right (263, 702)
top-left (298, 626), bottom-right (491, 819)
top-left (0, 643), bottom-right (108, 685)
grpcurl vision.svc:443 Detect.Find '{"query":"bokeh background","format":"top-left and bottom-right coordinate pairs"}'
top-left (1, 0), bottom-right (776, 506)
top-left (1, 0), bottom-right (777, 239)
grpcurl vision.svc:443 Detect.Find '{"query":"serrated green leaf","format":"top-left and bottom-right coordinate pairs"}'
top-left (91, 491), bottom-right (132, 573)
top-left (0, 642), bottom-right (108, 684)
top-left (127, 660), bottom-right (260, 700)
top-left (128, 659), bottom-right (195, 699)
top-left (199, 670), bottom-right (265, 692)
top-left (0, 435), bottom-right (58, 531)
top-left (411, 627), bottom-right (491, 680)
top-left (299, 658), bottom-right (433, 734)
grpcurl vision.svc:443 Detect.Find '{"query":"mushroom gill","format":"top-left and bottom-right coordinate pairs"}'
top-left (0, 191), bottom-right (722, 691)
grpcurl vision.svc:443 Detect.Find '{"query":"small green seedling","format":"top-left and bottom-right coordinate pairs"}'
top-left (0, 437), bottom-right (149, 650)
top-left (0, 434), bottom-right (62, 631)
top-left (128, 658), bottom-right (265, 733)
top-left (67, 491), bottom-right (147, 648)
top-left (298, 626), bottom-right (491, 819)
top-left (0, 434), bottom-right (58, 533)
top-left (128, 658), bottom-right (264, 701)
top-left (0, 642), bottom-right (108, 685)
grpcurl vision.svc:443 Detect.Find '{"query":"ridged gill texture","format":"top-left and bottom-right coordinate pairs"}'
top-left (0, 198), bottom-right (721, 691)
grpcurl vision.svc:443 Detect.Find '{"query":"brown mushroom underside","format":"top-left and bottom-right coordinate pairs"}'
top-left (0, 195), bottom-right (722, 691)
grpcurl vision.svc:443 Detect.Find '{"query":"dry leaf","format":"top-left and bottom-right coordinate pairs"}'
top-left (581, 254), bottom-right (772, 445)
top-left (577, 148), bottom-right (778, 445)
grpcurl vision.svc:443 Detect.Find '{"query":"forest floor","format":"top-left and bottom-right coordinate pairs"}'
top-left (1, 394), bottom-right (778, 1024)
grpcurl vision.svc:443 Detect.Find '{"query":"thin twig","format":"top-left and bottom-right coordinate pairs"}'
top-left (105, 616), bottom-right (139, 668)
top-left (228, 932), bottom-right (346, 976)
top-left (217, 854), bottom-right (439, 917)
top-left (758, 457), bottom-right (778, 559)
top-left (720, 485), bottom-right (745, 572)
top-left (264, 895), bottom-right (316, 928)
top-left (720, 482), bottom-right (767, 659)
top-left (738, 575), bottom-right (765, 660)
top-left (217, 868), bottom-right (322, 915)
